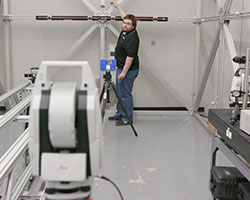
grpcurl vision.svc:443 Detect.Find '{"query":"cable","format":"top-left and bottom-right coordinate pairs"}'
top-left (95, 175), bottom-right (124, 200)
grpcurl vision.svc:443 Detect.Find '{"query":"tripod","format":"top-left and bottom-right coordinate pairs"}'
top-left (100, 71), bottom-right (138, 137)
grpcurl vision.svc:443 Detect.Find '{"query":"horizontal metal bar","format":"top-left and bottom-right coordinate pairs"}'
top-left (0, 128), bottom-right (29, 185)
top-left (0, 115), bottom-right (29, 123)
top-left (2, 11), bottom-right (250, 23)
top-left (0, 82), bottom-right (30, 105)
top-left (0, 95), bottom-right (31, 129)
top-left (168, 18), bottom-right (194, 22)
top-left (199, 11), bottom-right (250, 23)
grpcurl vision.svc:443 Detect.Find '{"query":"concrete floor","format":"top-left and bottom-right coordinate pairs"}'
top-left (91, 111), bottom-right (218, 200)
top-left (0, 111), bottom-right (233, 200)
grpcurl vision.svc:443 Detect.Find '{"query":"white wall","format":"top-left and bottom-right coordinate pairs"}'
top-left (3, 0), bottom-right (197, 108)
top-left (122, 0), bottom-right (196, 107)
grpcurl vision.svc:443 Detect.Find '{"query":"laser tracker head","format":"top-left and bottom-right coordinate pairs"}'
top-left (100, 59), bottom-right (116, 72)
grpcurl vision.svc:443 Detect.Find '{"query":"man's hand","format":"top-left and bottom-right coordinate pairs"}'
top-left (118, 72), bottom-right (126, 80)
top-left (110, 1), bottom-right (119, 8)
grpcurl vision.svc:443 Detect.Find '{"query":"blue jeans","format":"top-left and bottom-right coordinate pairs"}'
top-left (115, 68), bottom-right (139, 121)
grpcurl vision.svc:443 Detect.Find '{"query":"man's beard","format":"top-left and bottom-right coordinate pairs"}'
top-left (122, 28), bottom-right (128, 32)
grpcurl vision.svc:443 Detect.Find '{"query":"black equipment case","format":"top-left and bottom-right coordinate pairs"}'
top-left (238, 182), bottom-right (250, 200)
top-left (210, 166), bottom-right (248, 200)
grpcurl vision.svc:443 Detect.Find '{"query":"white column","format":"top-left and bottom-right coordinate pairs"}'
top-left (3, 0), bottom-right (12, 90)
top-left (192, 0), bottom-right (201, 109)
top-left (100, 26), bottom-right (105, 59)
top-left (243, 48), bottom-right (250, 110)
top-left (224, 25), bottom-right (239, 73)
top-left (216, 29), bottom-right (225, 108)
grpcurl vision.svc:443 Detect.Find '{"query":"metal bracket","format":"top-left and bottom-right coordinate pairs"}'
top-left (219, 8), bottom-right (224, 28)
top-left (95, 10), bottom-right (111, 27)
top-left (192, 17), bottom-right (202, 24)
top-left (1, 15), bottom-right (12, 21)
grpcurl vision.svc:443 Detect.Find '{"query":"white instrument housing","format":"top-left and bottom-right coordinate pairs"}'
top-left (29, 61), bottom-right (102, 199)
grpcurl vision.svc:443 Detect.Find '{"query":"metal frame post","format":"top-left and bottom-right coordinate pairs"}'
top-left (192, 0), bottom-right (201, 109)
top-left (3, 0), bottom-right (12, 90)
top-left (216, 24), bottom-right (225, 108)
top-left (216, 0), bottom-right (233, 108)
top-left (223, 25), bottom-right (239, 73)
top-left (193, 25), bottom-right (221, 112)
top-left (193, 0), bottom-right (234, 112)
top-left (243, 48), bottom-right (250, 110)
top-left (100, 26), bottom-right (105, 59)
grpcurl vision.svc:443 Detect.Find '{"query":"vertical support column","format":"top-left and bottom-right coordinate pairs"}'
top-left (243, 48), bottom-right (250, 110)
top-left (215, 0), bottom-right (233, 108)
top-left (193, 26), bottom-right (221, 112)
top-left (3, 0), bottom-right (12, 90)
top-left (216, 25), bottom-right (225, 108)
top-left (99, 26), bottom-right (106, 88)
top-left (224, 25), bottom-right (239, 73)
top-left (192, 0), bottom-right (201, 109)
top-left (100, 26), bottom-right (105, 60)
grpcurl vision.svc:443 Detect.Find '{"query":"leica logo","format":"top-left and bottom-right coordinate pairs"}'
top-left (59, 165), bottom-right (68, 170)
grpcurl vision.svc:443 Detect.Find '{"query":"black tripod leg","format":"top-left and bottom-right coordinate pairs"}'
top-left (100, 82), bottom-right (106, 103)
top-left (101, 84), bottom-right (108, 121)
top-left (110, 82), bottom-right (138, 137)
top-left (107, 84), bottom-right (110, 103)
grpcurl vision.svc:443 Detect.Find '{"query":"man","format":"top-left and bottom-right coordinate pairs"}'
top-left (109, 1), bottom-right (140, 126)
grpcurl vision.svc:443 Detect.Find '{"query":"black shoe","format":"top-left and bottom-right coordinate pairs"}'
top-left (108, 115), bottom-right (122, 121)
top-left (115, 119), bottom-right (132, 126)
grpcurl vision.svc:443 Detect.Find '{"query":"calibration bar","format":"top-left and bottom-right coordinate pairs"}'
top-left (36, 15), bottom-right (168, 22)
